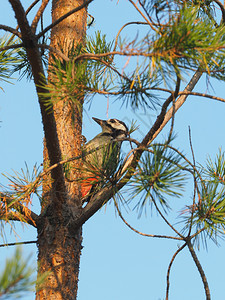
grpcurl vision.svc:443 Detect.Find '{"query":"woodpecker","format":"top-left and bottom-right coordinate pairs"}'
top-left (81, 117), bottom-right (128, 198)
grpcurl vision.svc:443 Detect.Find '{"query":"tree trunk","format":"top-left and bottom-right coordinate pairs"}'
top-left (36, 1), bottom-right (87, 299)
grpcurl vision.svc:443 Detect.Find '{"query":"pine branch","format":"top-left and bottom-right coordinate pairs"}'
top-left (72, 50), bottom-right (170, 62)
top-left (0, 212), bottom-right (37, 227)
top-left (31, 0), bottom-right (50, 32)
top-left (8, 0), bottom-right (67, 203)
top-left (0, 25), bottom-right (21, 38)
top-left (36, 0), bottom-right (93, 39)
top-left (0, 192), bottom-right (38, 227)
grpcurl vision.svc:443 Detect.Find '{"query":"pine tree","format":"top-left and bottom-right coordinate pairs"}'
top-left (1, 1), bottom-right (225, 299)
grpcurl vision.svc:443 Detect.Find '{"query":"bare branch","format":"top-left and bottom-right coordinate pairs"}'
top-left (142, 75), bottom-right (181, 147)
top-left (187, 239), bottom-right (211, 300)
top-left (128, 0), bottom-right (158, 32)
top-left (166, 243), bottom-right (187, 300)
top-left (0, 240), bottom-right (37, 248)
top-left (114, 199), bottom-right (182, 241)
top-left (150, 194), bottom-right (184, 239)
top-left (178, 91), bottom-right (225, 103)
top-left (213, 0), bottom-right (225, 24)
top-left (166, 93), bottom-right (176, 144)
top-left (151, 70), bottom-right (202, 142)
top-left (72, 50), bottom-right (164, 63)
top-left (187, 127), bottom-right (198, 237)
top-left (0, 211), bottom-right (37, 227)
top-left (87, 86), bottom-right (173, 96)
top-left (138, 0), bottom-right (161, 27)
top-left (25, 0), bottom-right (41, 16)
top-left (31, 0), bottom-right (50, 33)
top-left (6, 0), bottom-right (41, 45)
top-left (0, 25), bottom-right (21, 38)
top-left (36, 0), bottom-right (93, 39)
top-left (113, 21), bottom-right (148, 52)
top-left (0, 43), bottom-right (23, 52)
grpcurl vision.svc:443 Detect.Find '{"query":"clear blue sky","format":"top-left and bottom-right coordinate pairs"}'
top-left (1, 1), bottom-right (225, 299)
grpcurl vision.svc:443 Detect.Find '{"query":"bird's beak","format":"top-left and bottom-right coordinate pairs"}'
top-left (92, 117), bottom-right (105, 126)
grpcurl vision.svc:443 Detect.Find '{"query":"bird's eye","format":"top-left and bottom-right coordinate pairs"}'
top-left (109, 119), bottom-right (116, 123)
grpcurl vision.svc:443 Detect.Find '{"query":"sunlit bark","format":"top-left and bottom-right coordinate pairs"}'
top-left (36, 1), bottom-right (87, 299)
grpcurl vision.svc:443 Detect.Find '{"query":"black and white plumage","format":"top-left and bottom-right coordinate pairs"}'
top-left (81, 117), bottom-right (128, 198)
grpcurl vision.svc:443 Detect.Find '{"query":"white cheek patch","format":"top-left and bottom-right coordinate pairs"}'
top-left (109, 120), bottom-right (128, 132)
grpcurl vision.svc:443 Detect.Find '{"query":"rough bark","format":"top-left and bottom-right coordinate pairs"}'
top-left (36, 1), bottom-right (87, 299)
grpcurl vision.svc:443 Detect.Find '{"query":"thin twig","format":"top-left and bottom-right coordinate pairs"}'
top-left (0, 25), bottom-right (21, 38)
top-left (0, 43), bottom-right (24, 52)
top-left (114, 199), bottom-right (182, 240)
top-left (128, 0), bottom-right (158, 32)
top-left (187, 127), bottom-right (197, 237)
top-left (214, 0), bottom-right (225, 23)
top-left (166, 243), bottom-right (187, 300)
top-left (0, 240), bottom-right (37, 247)
top-left (25, 0), bottom-right (41, 16)
top-left (150, 195), bottom-right (184, 239)
top-left (85, 86), bottom-right (173, 96)
top-left (188, 127), bottom-right (196, 167)
top-left (165, 75), bottom-right (180, 146)
top-left (31, 0), bottom-right (50, 32)
top-left (190, 227), bottom-right (206, 240)
top-left (166, 91), bottom-right (176, 144)
top-left (6, 0), bottom-right (41, 45)
top-left (72, 50), bottom-right (172, 63)
top-left (178, 91), bottom-right (225, 103)
top-left (113, 21), bottom-right (148, 52)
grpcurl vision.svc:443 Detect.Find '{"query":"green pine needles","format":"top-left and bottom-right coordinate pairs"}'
top-left (130, 144), bottom-right (187, 215)
top-left (0, 36), bottom-right (22, 85)
top-left (0, 248), bottom-right (34, 299)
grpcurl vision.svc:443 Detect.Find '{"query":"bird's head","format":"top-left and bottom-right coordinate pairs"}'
top-left (92, 117), bottom-right (128, 139)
